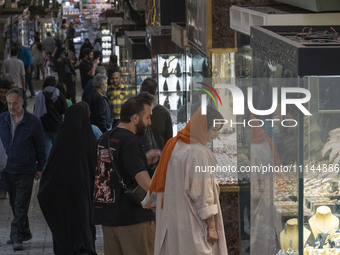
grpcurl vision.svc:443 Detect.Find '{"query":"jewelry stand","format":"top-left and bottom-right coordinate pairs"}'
top-left (308, 206), bottom-right (339, 239)
top-left (280, 218), bottom-right (311, 251)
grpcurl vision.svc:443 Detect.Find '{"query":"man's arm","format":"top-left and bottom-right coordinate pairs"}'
top-left (33, 118), bottom-right (46, 178)
top-left (0, 138), bottom-right (7, 172)
top-left (52, 43), bottom-right (58, 58)
top-left (21, 75), bottom-right (26, 91)
top-left (134, 149), bottom-right (160, 191)
top-left (20, 62), bottom-right (26, 90)
top-left (86, 58), bottom-right (100, 77)
top-left (135, 171), bottom-right (151, 191)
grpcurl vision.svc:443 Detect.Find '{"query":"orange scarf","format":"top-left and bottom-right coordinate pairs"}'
top-left (148, 109), bottom-right (207, 193)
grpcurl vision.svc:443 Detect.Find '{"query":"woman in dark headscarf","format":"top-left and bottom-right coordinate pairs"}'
top-left (38, 104), bottom-right (97, 255)
top-left (79, 38), bottom-right (93, 60)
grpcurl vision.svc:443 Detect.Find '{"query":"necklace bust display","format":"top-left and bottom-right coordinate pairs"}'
top-left (308, 206), bottom-right (339, 239)
top-left (280, 218), bottom-right (311, 251)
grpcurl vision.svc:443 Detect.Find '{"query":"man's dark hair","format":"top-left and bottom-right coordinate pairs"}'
top-left (120, 96), bottom-right (152, 123)
top-left (56, 83), bottom-right (67, 96)
top-left (140, 78), bottom-right (157, 95)
top-left (10, 47), bottom-right (18, 57)
top-left (77, 101), bottom-right (90, 115)
top-left (46, 31), bottom-right (51, 37)
top-left (83, 48), bottom-right (93, 58)
top-left (43, 76), bottom-right (56, 89)
top-left (110, 54), bottom-right (118, 64)
top-left (6, 88), bottom-right (23, 99)
top-left (108, 66), bottom-right (120, 80)
top-left (137, 92), bottom-right (155, 106)
top-left (0, 79), bottom-right (11, 90)
top-left (14, 41), bottom-right (22, 48)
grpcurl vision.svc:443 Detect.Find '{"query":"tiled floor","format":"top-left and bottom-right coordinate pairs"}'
top-left (0, 182), bottom-right (104, 255)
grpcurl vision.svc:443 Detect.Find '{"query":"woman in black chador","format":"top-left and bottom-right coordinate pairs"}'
top-left (38, 105), bottom-right (97, 255)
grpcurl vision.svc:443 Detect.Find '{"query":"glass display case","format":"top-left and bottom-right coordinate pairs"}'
top-left (208, 50), bottom-right (238, 186)
top-left (120, 59), bottom-right (134, 90)
top-left (157, 54), bottom-right (192, 135)
top-left (44, 23), bottom-right (53, 35)
top-left (135, 59), bottom-right (152, 92)
top-left (248, 25), bottom-right (340, 255)
top-left (40, 18), bottom-right (58, 40)
top-left (100, 24), bottom-right (112, 64)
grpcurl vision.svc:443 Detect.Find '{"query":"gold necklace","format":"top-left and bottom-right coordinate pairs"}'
top-left (312, 216), bottom-right (338, 234)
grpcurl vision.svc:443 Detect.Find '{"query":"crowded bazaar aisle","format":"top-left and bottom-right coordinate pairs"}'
top-left (0, 78), bottom-right (104, 255)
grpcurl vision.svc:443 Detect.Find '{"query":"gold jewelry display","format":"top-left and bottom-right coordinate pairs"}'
top-left (280, 218), bottom-right (311, 251)
top-left (308, 206), bottom-right (339, 239)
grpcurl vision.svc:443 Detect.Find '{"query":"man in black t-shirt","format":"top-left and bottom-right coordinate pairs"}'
top-left (79, 48), bottom-right (99, 90)
top-left (94, 96), bottom-right (160, 255)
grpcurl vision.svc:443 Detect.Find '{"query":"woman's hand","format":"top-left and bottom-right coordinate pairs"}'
top-left (207, 228), bottom-right (218, 245)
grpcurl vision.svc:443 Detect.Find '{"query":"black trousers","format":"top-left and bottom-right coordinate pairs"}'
top-left (3, 172), bottom-right (35, 242)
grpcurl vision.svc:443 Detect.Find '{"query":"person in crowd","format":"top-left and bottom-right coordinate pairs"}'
top-left (0, 88), bottom-right (45, 251)
top-left (82, 66), bottom-right (107, 102)
top-left (58, 43), bottom-right (78, 103)
top-left (37, 105), bottom-right (97, 255)
top-left (77, 101), bottom-right (103, 140)
top-left (33, 76), bottom-right (68, 161)
top-left (86, 74), bottom-right (112, 133)
top-left (80, 48), bottom-right (100, 90)
top-left (108, 54), bottom-right (118, 74)
top-left (143, 106), bottom-right (228, 255)
top-left (93, 96), bottom-right (160, 255)
top-left (0, 135), bottom-right (7, 199)
top-left (93, 38), bottom-right (102, 64)
top-left (107, 69), bottom-right (135, 127)
top-left (62, 37), bottom-right (76, 55)
top-left (137, 92), bottom-right (159, 176)
top-left (31, 37), bottom-right (45, 80)
top-left (107, 55), bottom-right (119, 87)
top-left (0, 137), bottom-right (6, 171)
top-left (140, 78), bottom-right (173, 150)
top-left (1, 47), bottom-right (25, 91)
top-left (0, 79), bottom-right (11, 199)
top-left (52, 33), bottom-right (63, 73)
top-left (33, 31), bottom-right (40, 43)
top-left (42, 32), bottom-right (55, 76)
top-left (0, 79), bottom-right (11, 113)
top-left (79, 38), bottom-right (93, 60)
top-left (42, 32), bottom-right (55, 56)
top-left (16, 42), bottom-right (34, 98)
top-left (56, 83), bottom-right (72, 109)
top-left (66, 22), bottom-right (75, 41)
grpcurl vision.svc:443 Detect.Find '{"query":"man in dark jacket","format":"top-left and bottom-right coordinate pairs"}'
top-left (0, 88), bottom-right (46, 251)
top-left (87, 74), bottom-right (112, 133)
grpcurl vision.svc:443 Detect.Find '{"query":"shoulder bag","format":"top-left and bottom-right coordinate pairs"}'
top-left (107, 129), bottom-right (147, 207)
